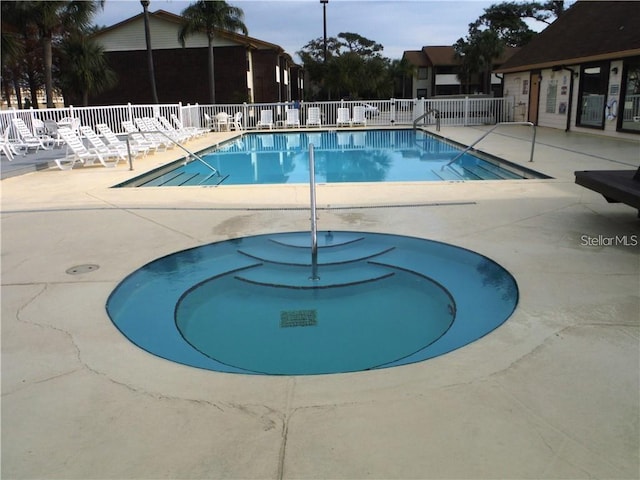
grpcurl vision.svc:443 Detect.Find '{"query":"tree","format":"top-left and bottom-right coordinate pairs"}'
top-left (58, 33), bottom-right (116, 105)
top-left (141, 1), bottom-right (159, 103)
top-left (454, 29), bottom-right (504, 94)
top-left (454, 1), bottom-right (568, 94)
top-left (25, 1), bottom-right (103, 107)
top-left (389, 58), bottom-right (416, 98)
top-left (298, 32), bottom-right (391, 100)
top-left (178, 0), bottom-right (248, 104)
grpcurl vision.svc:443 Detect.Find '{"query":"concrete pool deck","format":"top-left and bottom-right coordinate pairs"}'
top-left (2, 126), bottom-right (639, 479)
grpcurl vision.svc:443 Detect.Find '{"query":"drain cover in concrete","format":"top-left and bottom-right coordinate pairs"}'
top-left (66, 264), bottom-right (100, 275)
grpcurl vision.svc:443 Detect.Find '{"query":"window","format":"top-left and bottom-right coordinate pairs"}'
top-left (418, 67), bottom-right (428, 80)
top-left (417, 88), bottom-right (427, 98)
top-left (577, 62), bottom-right (609, 128)
top-left (619, 57), bottom-right (640, 133)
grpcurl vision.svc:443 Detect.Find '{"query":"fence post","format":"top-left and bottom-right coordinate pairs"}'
top-left (464, 96), bottom-right (469, 126)
top-left (390, 98), bottom-right (396, 124)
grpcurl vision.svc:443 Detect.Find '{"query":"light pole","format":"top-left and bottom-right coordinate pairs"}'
top-left (320, 0), bottom-right (328, 63)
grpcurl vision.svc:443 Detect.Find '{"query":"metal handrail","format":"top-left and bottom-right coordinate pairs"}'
top-left (445, 121), bottom-right (537, 167)
top-left (308, 143), bottom-right (319, 280)
top-left (124, 129), bottom-right (219, 175)
top-left (413, 108), bottom-right (441, 131)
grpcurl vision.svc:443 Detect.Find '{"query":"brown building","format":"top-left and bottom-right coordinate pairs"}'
top-left (402, 46), bottom-right (520, 98)
top-left (89, 9), bottom-right (303, 106)
top-left (496, 0), bottom-right (640, 137)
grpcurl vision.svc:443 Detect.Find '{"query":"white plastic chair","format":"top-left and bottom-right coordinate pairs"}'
top-left (1, 128), bottom-right (17, 161)
top-left (352, 106), bottom-right (367, 126)
top-left (306, 107), bottom-right (321, 127)
top-left (80, 125), bottom-right (127, 161)
top-left (11, 118), bottom-right (49, 151)
top-left (231, 112), bottom-right (243, 131)
top-left (55, 127), bottom-right (121, 169)
top-left (337, 108), bottom-right (351, 127)
top-left (122, 120), bottom-right (165, 152)
top-left (285, 108), bottom-right (300, 128)
top-left (215, 112), bottom-right (229, 131)
top-left (96, 123), bottom-right (149, 157)
top-left (257, 110), bottom-right (274, 129)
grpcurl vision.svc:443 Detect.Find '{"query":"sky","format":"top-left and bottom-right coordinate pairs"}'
top-left (94, 0), bottom-right (548, 62)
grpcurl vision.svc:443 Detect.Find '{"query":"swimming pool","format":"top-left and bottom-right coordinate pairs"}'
top-left (116, 129), bottom-right (547, 187)
top-left (107, 231), bottom-right (519, 375)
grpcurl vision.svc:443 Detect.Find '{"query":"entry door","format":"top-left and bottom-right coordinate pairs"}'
top-left (528, 70), bottom-right (541, 124)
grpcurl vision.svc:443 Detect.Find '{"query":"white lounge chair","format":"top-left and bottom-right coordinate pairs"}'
top-left (170, 113), bottom-right (207, 137)
top-left (257, 110), bottom-right (274, 129)
top-left (1, 128), bottom-right (18, 161)
top-left (352, 106), bottom-right (367, 126)
top-left (156, 116), bottom-right (192, 142)
top-left (133, 118), bottom-right (174, 150)
top-left (96, 123), bottom-right (150, 157)
top-left (336, 108), bottom-right (351, 127)
top-left (55, 127), bottom-right (121, 169)
top-left (79, 125), bottom-right (128, 161)
top-left (306, 107), bottom-right (321, 127)
top-left (122, 120), bottom-right (165, 152)
top-left (11, 118), bottom-right (49, 151)
top-left (285, 108), bottom-right (300, 128)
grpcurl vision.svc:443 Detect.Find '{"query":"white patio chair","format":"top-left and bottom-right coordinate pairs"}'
top-left (352, 106), bottom-right (367, 126)
top-left (285, 108), bottom-right (300, 128)
top-left (257, 110), bottom-right (274, 129)
top-left (204, 113), bottom-right (214, 130)
top-left (79, 125), bottom-right (127, 161)
top-left (215, 112), bottom-right (230, 131)
top-left (336, 108), bottom-right (351, 127)
top-left (96, 123), bottom-right (150, 157)
top-left (11, 118), bottom-right (49, 151)
top-left (55, 127), bottom-right (121, 169)
top-left (57, 116), bottom-right (80, 133)
top-left (231, 112), bottom-right (244, 131)
top-left (43, 120), bottom-right (65, 147)
top-left (306, 107), bottom-right (321, 127)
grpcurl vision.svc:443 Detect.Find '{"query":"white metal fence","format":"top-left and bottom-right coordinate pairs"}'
top-left (0, 97), bottom-right (515, 141)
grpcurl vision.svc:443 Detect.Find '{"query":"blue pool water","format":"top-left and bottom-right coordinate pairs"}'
top-left (107, 232), bottom-right (519, 375)
top-left (118, 129), bottom-right (545, 187)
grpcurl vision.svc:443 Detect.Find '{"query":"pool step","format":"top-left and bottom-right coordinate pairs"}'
top-left (235, 262), bottom-right (395, 288)
top-left (432, 168), bottom-right (465, 181)
top-left (238, 235), bottom-right (394, 266)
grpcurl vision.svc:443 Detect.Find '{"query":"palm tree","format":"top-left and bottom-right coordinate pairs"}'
top-left (58, 33), bottom-right (116, 105)
top-left (26, 1), bottom-right (103, 107)
top-left (140, 0), bottom-right (159, 103)
top-left (178, 1), bottom-right (248, 104)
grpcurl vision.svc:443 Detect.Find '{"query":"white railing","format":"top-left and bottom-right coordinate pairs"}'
top-left (0, 97), bottom-right (514, 142)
